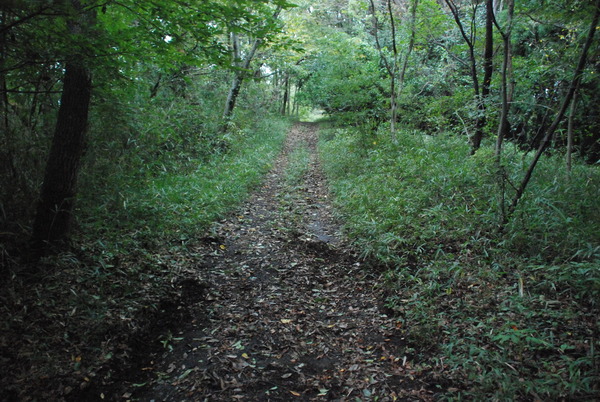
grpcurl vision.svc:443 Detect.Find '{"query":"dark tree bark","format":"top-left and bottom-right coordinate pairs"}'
top-left (386, 0), bottom-right (399, 139)
top-left (31, 61), bottom-right (92, 250)
top-left (494, 0), bottom-right (514, 160)
top-left (281, 73), bottom-right (290, 115)
top-left (0, 8), bottom-right (15, 180)
top-left (482, 0), bottom-right (494, 99)
top-left (493, 0), bottom-right (514, 224)
top-left (149, 74), bottom-right (161, 98)
top-left (471, 0), bottom-right (494, 153)
top-left (30, 0), bottom-right (94, 252)
top-left (395, 0), bottom-right (418, 139)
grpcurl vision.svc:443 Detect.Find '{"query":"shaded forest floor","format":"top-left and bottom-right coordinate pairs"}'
top-left (102, 122), bottom-right (444, 400)
top-left (2, 121), bottom-right (597, 401)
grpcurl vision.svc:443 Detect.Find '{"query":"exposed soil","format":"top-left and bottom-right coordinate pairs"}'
top-left (84, 122), bottom-right (444, 401)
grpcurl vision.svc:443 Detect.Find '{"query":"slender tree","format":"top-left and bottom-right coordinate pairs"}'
top-left (0, 7), bottom-right (13, 179)
top-left (396, 0), bottom-right (419, 137)
top-left (566, 83), bottom-right (579, 174)
top-left (222, 33), bottom-right (263, 123)
top-left (493, 0), bottom-right (515, 160)
top-left (369, 0), bottom-right (418, 142)
top-left (478, 0), bottom-right (494, 152)
top-left (444, 0), bottom-right (490, 154)
top-left (223, 6), bottom-right (283, 127)
top-left (493, 0), bottom-right (514, 224)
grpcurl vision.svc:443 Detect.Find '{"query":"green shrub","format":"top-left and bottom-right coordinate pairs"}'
top-left (320, 125), bottom-right (600, 400)
top-left (77, 116), bottom-right (289, 246)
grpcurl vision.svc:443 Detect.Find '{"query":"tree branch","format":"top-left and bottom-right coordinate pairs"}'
top-left (368, 0), bottom-right (393, 76)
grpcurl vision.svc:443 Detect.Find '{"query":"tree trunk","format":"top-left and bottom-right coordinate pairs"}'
top-left (281, 73), bottom-right (289, 115)
top-left (494, 0), bottom-right (514, 159)
top-left (222, 36), bottom-right (261, 126)
top-left (223, 72), bottom-right (244, 121)
top-left (566, 85), bottom-right (578, 174)
top-left (493, 0), bottom-right (514, 225)
top-left (0, 9), bottom-right (16, 181)
top-left (30, 0), bottom-right (94, 252)
top-left (387, 0), bottom-right (399, 141)
top-left (472, 0), bottom-right (494, 154)
top-left (31, 61), bottom-right (92, 250)
top-left (149, 74), bottom-right (161, 98)
top-left (390, 63), bottom-right (397, 139)
top-left (369, 0), bottom-right (399, 142)
top-left (393, 0), bottom-right (419, 141)
top-left (293, 79), bottom-right (302, 117)
top-left (397, 0), bottom-right (418, 97)
top-left (482, 0), bottom-right (493, 102)
top-left (222, 7), bottom-right (281, 127)
top-left (286, 77), bottom-right (292, 115)
top-left (445, 0), bottom-right (483, 154)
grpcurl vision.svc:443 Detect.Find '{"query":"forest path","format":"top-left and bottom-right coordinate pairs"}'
top-left (127, 122), bottom-right (436, 401)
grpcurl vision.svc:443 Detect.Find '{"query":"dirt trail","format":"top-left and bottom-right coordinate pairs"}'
top-left (124, 123), bottom-right (437, 401)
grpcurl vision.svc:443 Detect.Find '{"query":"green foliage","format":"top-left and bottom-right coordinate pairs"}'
top-left (321, 128), bottom-right (490, 263)
top-left (501, 149), bottom-right (600, 261)
top-left (320, 125), bottom-right (600, 399)
top-left (96, 0), bottom-right (296, 70)
top-left (0, 0), bottom-right (295, 239)
top-left (322, 126), bottom-right (600, 264)
top-left (78, 115), bottom-right (289, 246)
top-left (295, 0), bottom-right (600, 161)
top-left (2, 0), bottom-right (599, 397)
top-left (299, 30), bottom-right (386, 125)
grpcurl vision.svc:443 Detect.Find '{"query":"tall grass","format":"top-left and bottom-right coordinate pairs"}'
top-left (77, 116), bottom-right (290, 247)
top-left (320, 126), bottom-right (600, 400)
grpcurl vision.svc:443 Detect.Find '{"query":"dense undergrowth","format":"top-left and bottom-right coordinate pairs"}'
top-left (319, 124), bottom-right (600, 400)
top-left (0, 114), bottom-right (290, 400)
